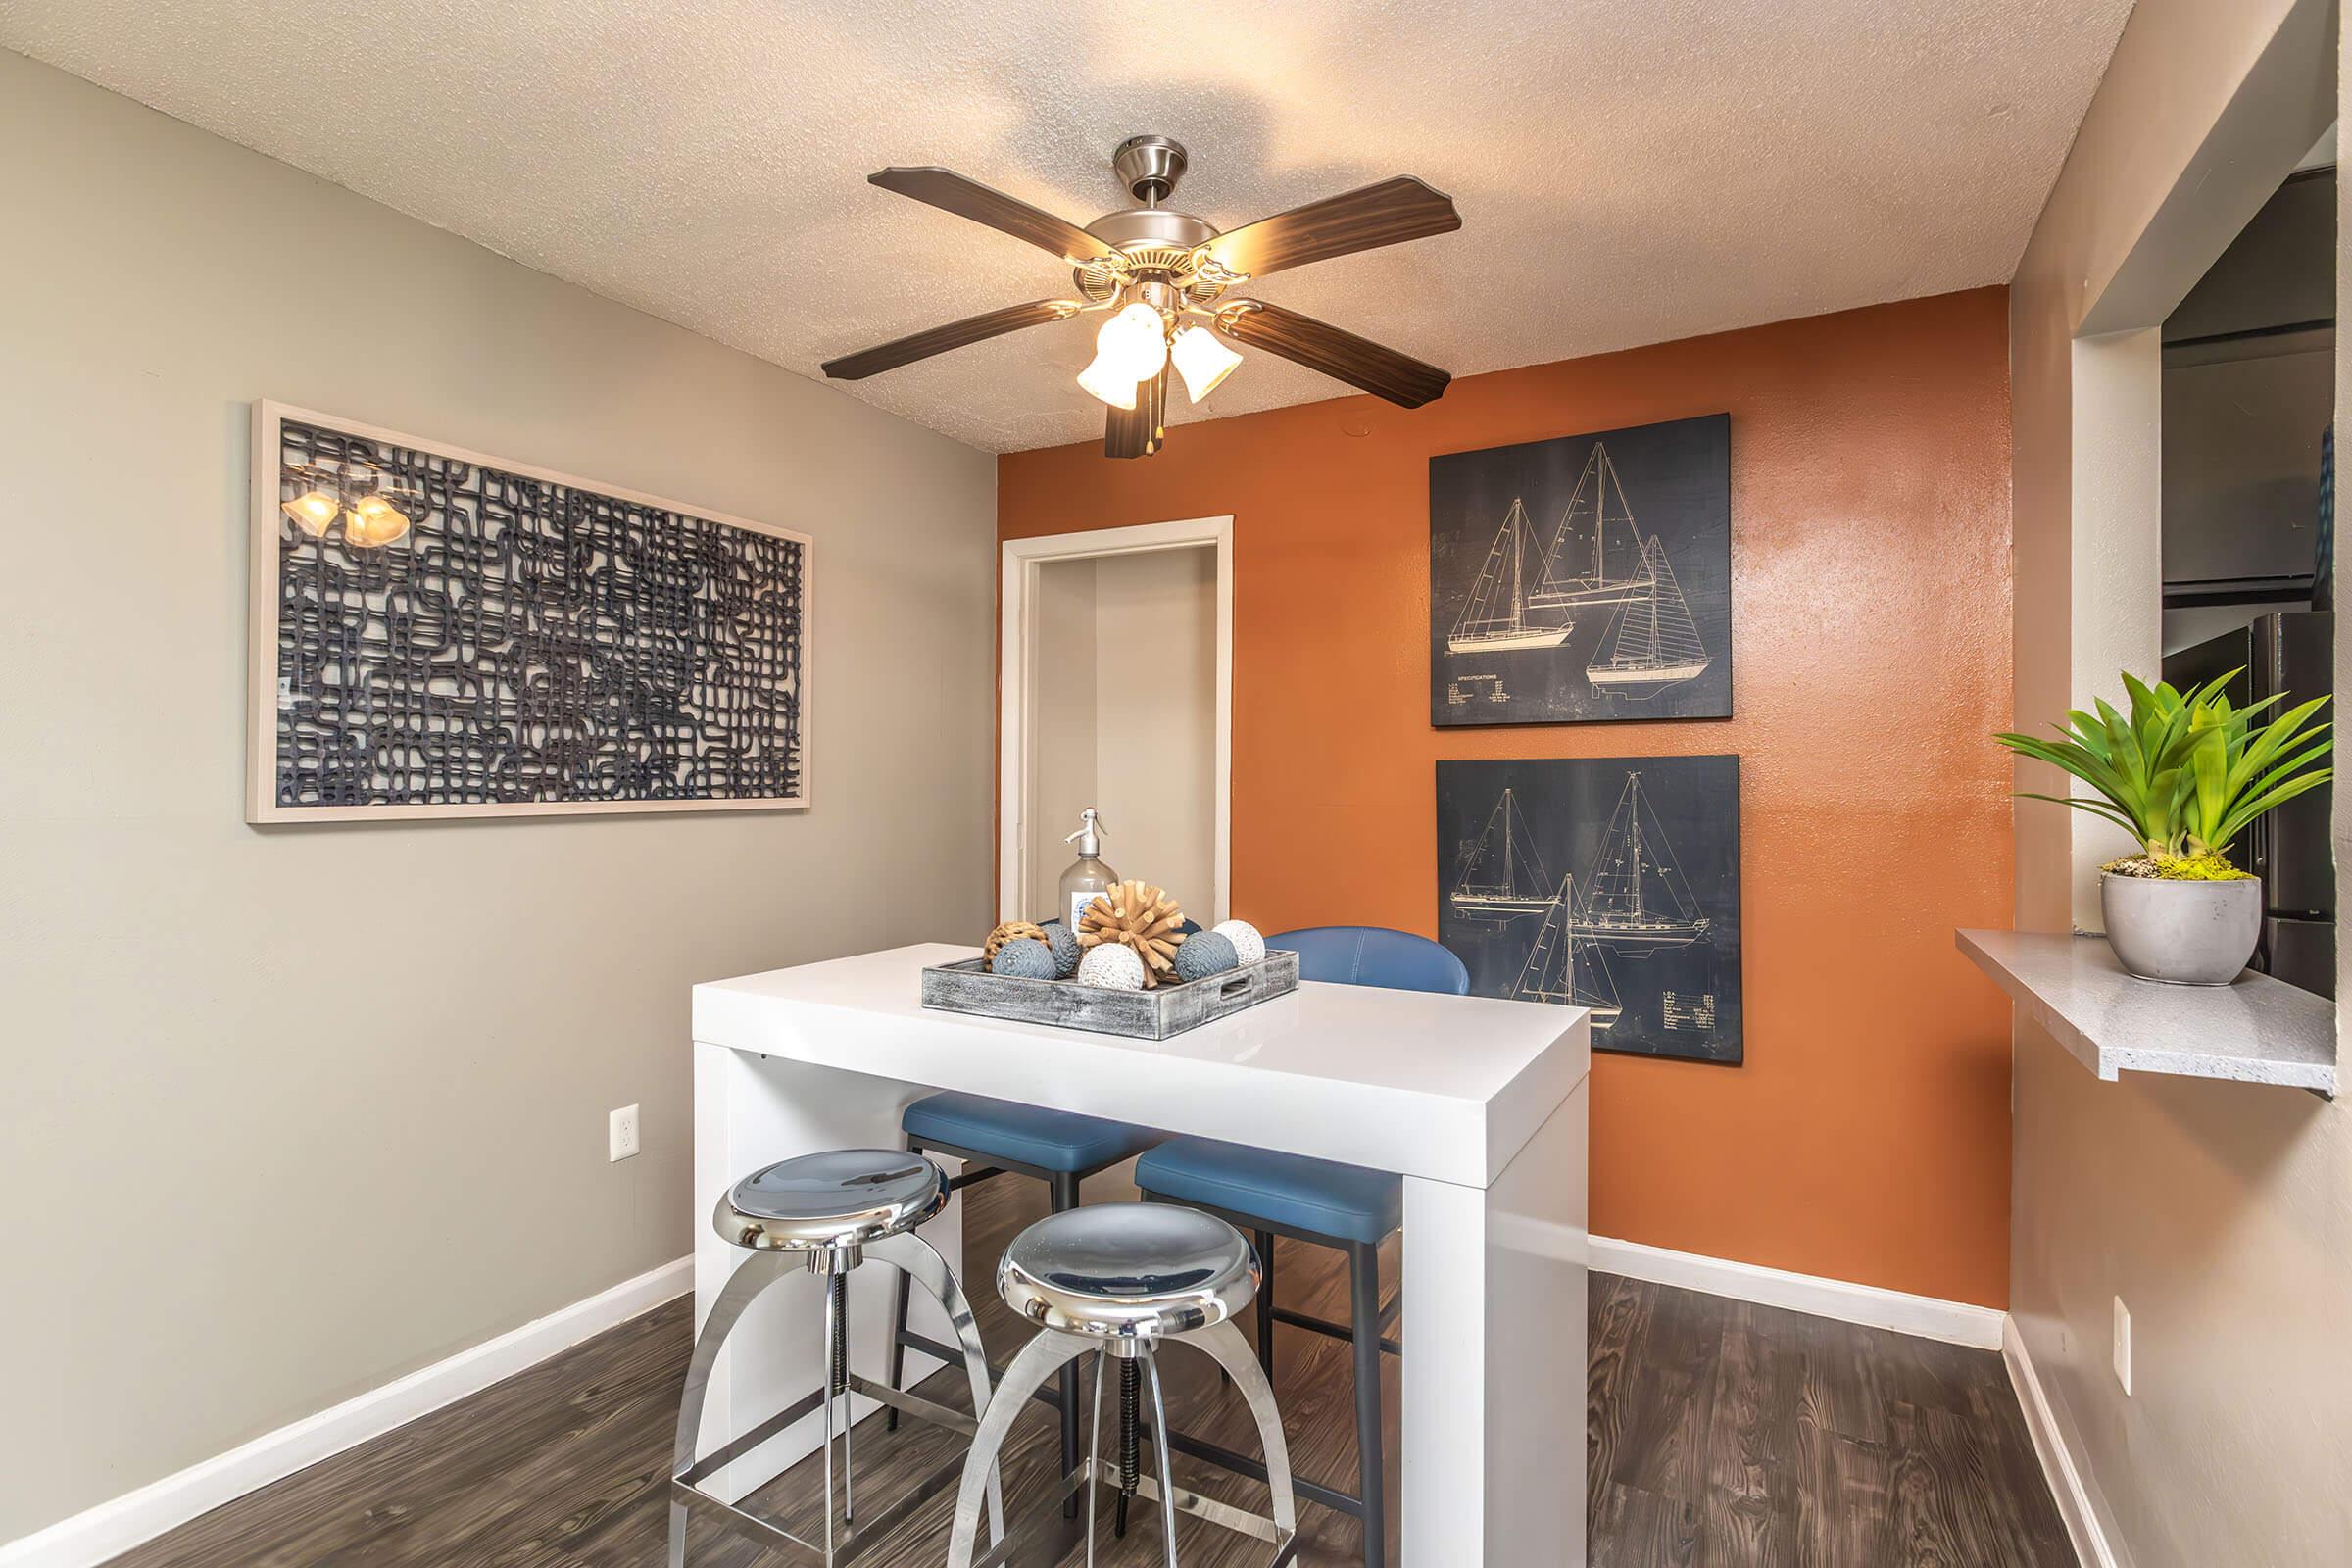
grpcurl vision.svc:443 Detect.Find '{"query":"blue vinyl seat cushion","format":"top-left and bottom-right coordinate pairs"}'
top-left (1266, 925), bottom-right (1469, 995)
top-left (1135, 1137), bottom-right (1402, 1246)
top-left (901, 1091), bottom-right (1157, 1175)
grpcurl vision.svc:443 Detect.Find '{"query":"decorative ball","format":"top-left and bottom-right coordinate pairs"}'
top-left (1212, 920), bottom-right (1266, 966)
top-left (1178, 917), bottom-right (1204, 936)
top-left (1172, 931), bottom-right (1240, 983)
top-left (984, 920), bottom-right (1048, 962)
top-left (1038, 920), bottom-right (1082, 978)
top-left (1078, 880), bottom-right (1187, 989)
top-left (1076, 942), bottom-right (1147, 991)
top-left (991, 938), bottom-right (1058, 980)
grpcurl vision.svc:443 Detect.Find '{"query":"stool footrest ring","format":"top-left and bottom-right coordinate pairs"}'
top-left (671, 1232), bottom-right (1004, 1568)
top-left (671, 1438), bottom-right (967, 1568)
top-left (962, 1460), bottom-right (1300, 1568)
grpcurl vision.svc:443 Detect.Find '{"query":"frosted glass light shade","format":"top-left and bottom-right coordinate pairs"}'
top-left (1076, 301), bottom-right (1171, 409)
top-left (1101, 302), bottom-right (1169, 378)
top-left (344, 493), bottom-right (413, 548)
top-left (281, 490), bottom-right (340, 536)
top-left (1077, 347), bottom-right (1141, 409)
top-left (1170, 325), bottom-right (1242, 402)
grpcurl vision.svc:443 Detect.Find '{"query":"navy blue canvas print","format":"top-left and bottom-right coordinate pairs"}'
top-left (1432, 413), bottom-right (1731, 725)
top-left (1438, 755), bottom-right (1742, 1064)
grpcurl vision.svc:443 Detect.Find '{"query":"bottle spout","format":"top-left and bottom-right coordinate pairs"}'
top-left (1064, 807), bottom-right (1106, 858)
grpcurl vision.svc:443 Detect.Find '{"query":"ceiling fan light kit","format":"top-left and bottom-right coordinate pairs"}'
top-left (821, 135), bottom-right (1461, 458)
top-left (1170, 323), bottom-right (1242, 402)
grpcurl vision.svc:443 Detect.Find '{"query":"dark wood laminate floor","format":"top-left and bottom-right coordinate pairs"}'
top-left (108, 1172), bottom-right (2070, 1566)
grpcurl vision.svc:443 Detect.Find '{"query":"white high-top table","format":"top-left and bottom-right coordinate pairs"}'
top-left (691, 943), bottom-right (1591, 1565)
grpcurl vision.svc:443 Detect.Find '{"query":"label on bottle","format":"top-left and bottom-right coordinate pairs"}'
top-left (1068, 890), bottom-right (1101, 932)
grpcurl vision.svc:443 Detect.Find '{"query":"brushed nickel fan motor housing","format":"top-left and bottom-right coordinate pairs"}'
top-left (1112, 134), bottom-right (1188, 204)
top-left (1075, 139), bottom-right (1225, 303)
top-left (1085, 206), bottom-right (1217, 252)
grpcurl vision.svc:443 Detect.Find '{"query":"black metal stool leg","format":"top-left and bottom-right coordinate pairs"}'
top-left (826, 1271), bottom-right (853, 1525)
top-left (883, 1136), bottom-right (922, 1436)
top-left (1051, 1170), bottom-right (1084, 1519)
top-left (1112, 1353), bottom-right (1141, 1538)
top-left (1255, 1229), bottom-right (1278, 1375)
top-left (1351, 1240), bottom-right (1387, 1568)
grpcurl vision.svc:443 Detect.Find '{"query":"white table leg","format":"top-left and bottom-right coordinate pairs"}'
top-left (691, 1044), bottom-right (965, 1502)
top-left (1401, 1076), bottom-right (1589, 1565)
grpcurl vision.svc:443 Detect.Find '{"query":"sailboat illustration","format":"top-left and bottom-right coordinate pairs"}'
top-left (1573, 772), bottom-right (1712, 956)
top-left (1449, 788), bottom-right (1555, 920)
top-left (1446, 498), bottom-right (1574, 654)
top-left (1529, 443), bottom-right (1652, 610)
top-left (1512, 875), bottom-right (1621, 1028)
top-left (1587, 536), bottom-right (1710, 694)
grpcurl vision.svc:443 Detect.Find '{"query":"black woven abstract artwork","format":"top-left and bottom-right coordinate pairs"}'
top-left (270, 417), bottom-right (805, 811)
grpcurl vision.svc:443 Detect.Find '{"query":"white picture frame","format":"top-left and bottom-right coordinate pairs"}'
top-left (247, 400), bottom-right (812, 823)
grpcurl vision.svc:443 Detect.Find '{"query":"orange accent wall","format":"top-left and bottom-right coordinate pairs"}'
top-left (999, 287), bottom-right (2016, 1307)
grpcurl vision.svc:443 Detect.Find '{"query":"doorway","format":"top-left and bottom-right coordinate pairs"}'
top-left (999, 517), bottom-right (1232, 926)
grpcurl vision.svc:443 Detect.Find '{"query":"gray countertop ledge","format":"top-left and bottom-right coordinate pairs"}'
top-left (1957, 929), bottom-right (2336, 1096)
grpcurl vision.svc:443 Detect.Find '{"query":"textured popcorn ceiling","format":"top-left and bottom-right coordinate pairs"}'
top-left (3, 1), bottom-right (2132, 453)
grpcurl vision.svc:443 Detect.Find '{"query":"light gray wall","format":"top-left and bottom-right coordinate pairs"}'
top-left (2007, 1), bottom-right (2352, 1562)
top-left (0, 49), bottom-right (995, 1541)
top-left (1019, 550), bottom-right (1217, 925)
top-left (1026, 558), bottom-right (1099, 920)
top-left (1092, 549), bottom-right (1217, 921)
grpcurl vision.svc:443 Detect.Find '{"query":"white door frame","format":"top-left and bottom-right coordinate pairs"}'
top-left (1000, 516), bottom-right (1234, 925)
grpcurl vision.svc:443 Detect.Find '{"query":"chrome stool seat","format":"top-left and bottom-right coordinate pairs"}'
top-left (721, 1149), bottom-right (950, 1253)
top-left (948, 1203), bottom-right (1298, 1567)
top-left (670, 1150), bottom-right (1004, 1568)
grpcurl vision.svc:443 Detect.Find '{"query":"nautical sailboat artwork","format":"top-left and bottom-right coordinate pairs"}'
top-left (1571, 773), bottom-right (1713, 954)
top-left (1588, 538), bottom-right (1710, 696)
top-left (1446, 499), bottom-right (1575, 654)
top-left (1529, 443), bottom-right (1653, 611)
top-left (1448, 788), bottom-right (1556, 919)
top-left (1431, 414), bottom-right (1730, 726)
top-left (1511, 875), bottom-right (1622, 1029)
top-left (1436, 755), bottom-right (1742, 1064)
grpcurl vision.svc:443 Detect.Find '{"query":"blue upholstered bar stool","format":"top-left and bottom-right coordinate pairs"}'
top-left (1134, 926), bottom-right (1466, 1568)
top-left (669, 1150), bottom-right (1003, 1567)
top-left (883, 1091), bottom-right (1160, 1507)
top-left (945, 1203), bottom-right (1298, 1568)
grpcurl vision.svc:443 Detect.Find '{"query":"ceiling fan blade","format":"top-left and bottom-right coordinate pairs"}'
top-left (1200, 175), bottom-right (1461, 280)
top-left (1103, 368), bottom-right (1168, 459)
top-left (821, 299), bottom-right (1081, 381)
top-left (867, 167), bottom-right (1119, 265)
top-left (1213, 300), bottom-right (1451, 408)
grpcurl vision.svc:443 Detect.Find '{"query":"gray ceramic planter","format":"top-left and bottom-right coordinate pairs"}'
top-left (2099, 873), bottom-right (2262, 985)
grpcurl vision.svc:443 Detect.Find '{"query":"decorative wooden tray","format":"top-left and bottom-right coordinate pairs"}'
top-left (919, 949), bottom-right (1300, 1041)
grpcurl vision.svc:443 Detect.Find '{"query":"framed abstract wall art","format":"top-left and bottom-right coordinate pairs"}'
top-left (246, 401), bottom-right (810, 822)
top-left (1436, 754), bottom-right (1742, 1064)
top-left (1430, 413), bottom-right (1731, 726)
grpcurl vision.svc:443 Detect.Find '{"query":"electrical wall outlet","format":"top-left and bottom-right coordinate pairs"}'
top-left (609, 1103), bottom-right (642, 1162)
top-left (2112, 1296), bottom-right (2132, 1395)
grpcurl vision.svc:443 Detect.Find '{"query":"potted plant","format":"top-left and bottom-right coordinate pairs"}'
top-left (1996, 670), bottom-right (2332, 985)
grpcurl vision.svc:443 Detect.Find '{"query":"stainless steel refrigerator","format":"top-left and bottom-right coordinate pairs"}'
top-left (2162, 612), bottom-right (2335, 996)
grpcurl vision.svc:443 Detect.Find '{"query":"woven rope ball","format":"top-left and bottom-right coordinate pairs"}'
top-left (983, 920), bottom-right (1049, 962)
top-left (1075, 942), bottom-right (1147, 991)
top-left (1037, 920), bottom-right (1083, 978)
top-left (991, 938), bottom-right (1058, 980)
top-left (1211, 919), bottom-right (1266, 966)
top-left (1172, 930), bottom-right (1240, 983)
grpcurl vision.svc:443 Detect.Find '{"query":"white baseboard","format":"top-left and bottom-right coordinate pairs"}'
top-left (0, 1256), bottom-right (693, 1568)
top-left (2003, 1314), bottom-right (2120, 1568)
top-left (1588, 1235), bottom-right (2006, 1350)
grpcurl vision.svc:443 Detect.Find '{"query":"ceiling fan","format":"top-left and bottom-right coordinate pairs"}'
top-left (820, 135), bottom-right (1461, 459)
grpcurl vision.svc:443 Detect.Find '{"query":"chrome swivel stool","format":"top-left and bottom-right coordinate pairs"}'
top-left (669, 1149), bottom-right (1004, 1567)
top-left (946, 1202), bottom-right (1298, 1568)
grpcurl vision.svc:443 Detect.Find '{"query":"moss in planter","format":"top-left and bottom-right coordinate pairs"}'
top-left (2101, 851), bottom-right (2254, 881)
